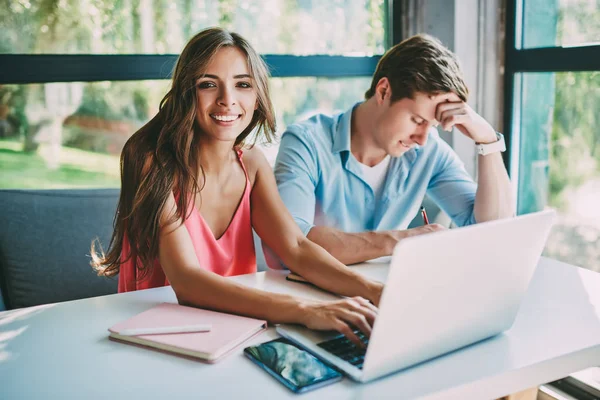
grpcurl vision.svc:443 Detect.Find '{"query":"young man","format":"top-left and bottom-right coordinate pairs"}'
top-left (273, 34), bottom-right (514, 265)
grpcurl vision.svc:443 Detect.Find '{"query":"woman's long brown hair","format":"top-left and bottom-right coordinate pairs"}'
top-left (91, 28), bottom-right (276, 280)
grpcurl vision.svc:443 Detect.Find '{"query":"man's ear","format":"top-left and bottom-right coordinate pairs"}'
top-left (375, 77), bottom-right (391, 105)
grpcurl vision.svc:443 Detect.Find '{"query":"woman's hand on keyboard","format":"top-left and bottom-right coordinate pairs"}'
top-left (298, 296), bottom-right (378, 348)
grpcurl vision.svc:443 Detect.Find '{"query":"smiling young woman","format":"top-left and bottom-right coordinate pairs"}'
top-left (91, 27), bottom-right (383, 347)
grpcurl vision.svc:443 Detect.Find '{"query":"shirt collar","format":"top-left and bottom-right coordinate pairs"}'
top-left (331, 101), bottom-right (421, 164)
top-left (332, 102), bottom-right (360, 154)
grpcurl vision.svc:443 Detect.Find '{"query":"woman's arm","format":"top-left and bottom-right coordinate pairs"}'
top-left (247, 148), bottom-right (384, 306)
top-left (158, 191), bottom-right (376, 346)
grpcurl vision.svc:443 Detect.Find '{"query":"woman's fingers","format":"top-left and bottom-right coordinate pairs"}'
top-left (334, 299), bottom-right (375, 345)
top-left (353, 296), bottom-right (379, 315)
top-left (335, 320), bottom-right (366, 348)
top-left (304, 298), bottom-right (379, 348)
top-left (341, 309), bottom-right (372, 337)
top-left (347, 297), bottom-right (378, 326)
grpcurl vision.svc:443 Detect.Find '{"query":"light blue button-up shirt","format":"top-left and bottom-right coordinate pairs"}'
top-left (274, 103), bottom-right (478, 236)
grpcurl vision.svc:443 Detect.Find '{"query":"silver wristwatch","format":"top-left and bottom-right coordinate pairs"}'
top-left (476, 132), bottom-right (506, 156)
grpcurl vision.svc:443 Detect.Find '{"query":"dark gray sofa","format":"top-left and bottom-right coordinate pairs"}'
top-left (0, 189), bottom-right (119, 310)
top-left (0, 188), bottom-right (273, 311)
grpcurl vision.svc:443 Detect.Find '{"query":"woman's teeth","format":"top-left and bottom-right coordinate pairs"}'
top-left (211, 114), bottom-right (238, 122)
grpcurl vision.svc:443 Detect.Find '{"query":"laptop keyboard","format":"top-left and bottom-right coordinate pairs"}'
top-left (317, 331), bottom-right (369, 369)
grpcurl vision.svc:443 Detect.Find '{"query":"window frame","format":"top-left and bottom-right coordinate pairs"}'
top-left (0, 0), bottom-right (400, 188)
top-left (504, 0), bottom-right (600, 396)
top-left (0, 0), bottom-right (402, 83)
top-left (0, 54), bottom-right (383, 84)
top-left (503, 0), bottom-right (600, 173)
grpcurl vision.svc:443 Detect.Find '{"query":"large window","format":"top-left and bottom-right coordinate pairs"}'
top-left (507, 0), bottom-right (600, 272)
top-left (0, 0), bottom-right (387, 189)
top-left (522, 0), bottom-right (600, 48)
top-left (0, 0), bottom-right (386, 55)
top-left (515, 71), bottom-right (600, 272)
top-left (505, 0), bottom-right (600, 394)
top-left (0, 77), bottom-right (371, 188)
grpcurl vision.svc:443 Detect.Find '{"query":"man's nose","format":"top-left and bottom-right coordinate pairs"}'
top-left (412, 124), bottom-right (431, 146)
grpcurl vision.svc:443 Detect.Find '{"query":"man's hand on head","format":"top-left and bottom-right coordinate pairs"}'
top-left (434, 94), bottom-right (497, 144)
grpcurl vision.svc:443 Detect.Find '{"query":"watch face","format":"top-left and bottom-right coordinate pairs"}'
top-left (478, 134), bottom-right (506, 155)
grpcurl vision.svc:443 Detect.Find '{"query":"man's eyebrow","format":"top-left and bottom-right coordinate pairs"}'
top-left (412, 112), bottom-right (429, 122)
top-left (198, 74), bottom-right (253, 80)
top-left (414, 112), bottom-right (440, 126)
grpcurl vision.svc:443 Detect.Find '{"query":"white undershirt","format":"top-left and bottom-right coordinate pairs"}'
top-left (359, 155), bottom-right (391, 200)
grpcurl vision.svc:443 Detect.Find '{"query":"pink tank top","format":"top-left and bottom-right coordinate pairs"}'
top-left (118, 150), bottom-right (256, 292)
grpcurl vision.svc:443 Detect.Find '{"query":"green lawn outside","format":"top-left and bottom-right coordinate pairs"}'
top-left (0, 139), bottom-right (120, 189)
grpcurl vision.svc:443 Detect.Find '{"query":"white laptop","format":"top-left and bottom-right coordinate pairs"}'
top-left (277, 210), bottom-right (556, 383)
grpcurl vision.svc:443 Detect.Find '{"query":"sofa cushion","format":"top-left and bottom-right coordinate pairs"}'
top-left (0, 189), bottom-right (119, 309)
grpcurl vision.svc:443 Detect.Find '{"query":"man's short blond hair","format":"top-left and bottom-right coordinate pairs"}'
top-left (365, 34), bottom-right (468, 102)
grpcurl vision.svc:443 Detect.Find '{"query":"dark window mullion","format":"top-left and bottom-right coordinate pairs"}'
top-left (511, 46), bottom-right (600, 73)
top-left (503, 0), bottom-right (519, 171)
top-left (0, 54), bottom-right (381, 84)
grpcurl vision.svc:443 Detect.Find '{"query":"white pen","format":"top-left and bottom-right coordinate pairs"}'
top-left (118, 324), bottom-right (212, 336)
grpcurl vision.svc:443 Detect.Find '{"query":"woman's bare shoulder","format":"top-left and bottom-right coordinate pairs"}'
top-left (240, 146), bottom-right (270, 178)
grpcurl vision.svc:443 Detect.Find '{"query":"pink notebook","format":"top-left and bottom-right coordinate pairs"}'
top-left (109, 303), bottom-right (267, 363)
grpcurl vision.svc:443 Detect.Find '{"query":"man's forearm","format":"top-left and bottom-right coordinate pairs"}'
top-left (474, 152), bottom-right (515, 222)
top-left (307, 226), bottom-right (395, 265)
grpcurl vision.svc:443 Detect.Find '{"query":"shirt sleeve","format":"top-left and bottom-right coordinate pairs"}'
top-left (273, 124), bottom-right (320, 236)
top-left (426, 136), bottom-right (478, 227)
